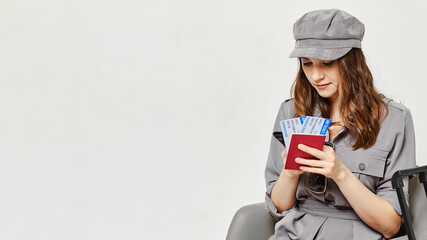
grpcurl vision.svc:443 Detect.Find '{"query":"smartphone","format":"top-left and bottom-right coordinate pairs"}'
top-left (273, 131), bottom-right (285, 147)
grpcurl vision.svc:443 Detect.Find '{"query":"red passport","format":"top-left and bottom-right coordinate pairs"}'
top-left (285, 134), bottom-right (326, 170)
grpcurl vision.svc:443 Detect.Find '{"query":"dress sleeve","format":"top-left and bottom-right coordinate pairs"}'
top-left (264, 101), bottom-right (293, 221)
top-left (376, 108), bottom-right (416, 216)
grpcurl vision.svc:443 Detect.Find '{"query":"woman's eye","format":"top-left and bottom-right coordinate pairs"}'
top-left (303, 62), bottom-right (312, 66)
top-left (323, 61), bottom-right (334, 66)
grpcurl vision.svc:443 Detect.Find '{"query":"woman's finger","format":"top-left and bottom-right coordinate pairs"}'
top-left (297, 144), bottom-right (325, 159)
top-left (295, 158), bottom-right (327, 168)
top-left (281, 149), bottom-right (288, 159)
top-left (299, 166), bottom-right (325, 174)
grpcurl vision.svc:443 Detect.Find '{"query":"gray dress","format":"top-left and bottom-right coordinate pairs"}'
top-left (265, 97), bottom-right (416, 240)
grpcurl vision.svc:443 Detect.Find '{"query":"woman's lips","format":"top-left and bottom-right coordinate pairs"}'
top-left (316, 83), bottom-right (331, 90)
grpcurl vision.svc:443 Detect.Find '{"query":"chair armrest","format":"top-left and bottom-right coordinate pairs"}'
top-left (226, 203), bottom-right (276, 240)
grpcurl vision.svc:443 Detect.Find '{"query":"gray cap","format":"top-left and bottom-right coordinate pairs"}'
top-left (289, 9), bottom-right (365, 60)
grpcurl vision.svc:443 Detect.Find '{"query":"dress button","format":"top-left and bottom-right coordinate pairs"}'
top-left (359, 163), bottom-right (366, 171)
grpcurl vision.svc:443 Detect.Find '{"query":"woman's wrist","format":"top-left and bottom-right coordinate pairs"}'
top-left (333, 166), bottom-right (353, 184)
top-left (280, 169), bottom-right (302, 179)
top-left (271, 168), bottom-right (301, 212)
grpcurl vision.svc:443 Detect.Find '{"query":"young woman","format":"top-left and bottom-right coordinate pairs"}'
top-left (265, 9), bottom-right (416, 240)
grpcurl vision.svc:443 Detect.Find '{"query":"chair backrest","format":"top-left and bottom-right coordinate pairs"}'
top-left (392, 165), bottom-right (427, 239)
top-left (407, 174), bottom-right (427, 239)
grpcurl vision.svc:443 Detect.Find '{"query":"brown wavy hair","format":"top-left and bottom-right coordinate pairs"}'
top-left (290, 48), bottom-right (388, 150)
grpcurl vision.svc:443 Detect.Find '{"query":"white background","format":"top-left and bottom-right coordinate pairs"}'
top-left (1, 0), bottom-right (426, 239)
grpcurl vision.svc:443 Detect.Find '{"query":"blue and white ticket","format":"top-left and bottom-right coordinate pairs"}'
top-left (300, 117), bottom-right (332, 135)
top-left (280, 116), bottom-right (306, 150)
top-left (280, 116), bottom-right (331, 151)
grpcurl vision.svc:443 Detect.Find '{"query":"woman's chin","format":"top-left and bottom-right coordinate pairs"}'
top-left (317, 92), bottom-right (334, 99)
top-left (316, 90), bottom-right (339, 101)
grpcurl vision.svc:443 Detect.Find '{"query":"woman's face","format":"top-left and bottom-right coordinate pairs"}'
top-left (300, 58), bottom-right (343, 103)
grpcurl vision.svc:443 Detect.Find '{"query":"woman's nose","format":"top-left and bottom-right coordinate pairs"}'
top-left (311, 67), bottom-right (325, 81)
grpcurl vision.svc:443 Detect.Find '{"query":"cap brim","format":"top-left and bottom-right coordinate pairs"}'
top-left (289, 47), bottom-right (352, 61)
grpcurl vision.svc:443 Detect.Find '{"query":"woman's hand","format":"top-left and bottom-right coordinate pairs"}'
top-left (281, 149), bottom-right (303, 177)
top-left (294, 144), bottom-right (348, 182)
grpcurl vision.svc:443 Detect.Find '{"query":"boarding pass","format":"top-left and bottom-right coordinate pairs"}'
top-left (280, 116), bottom-right (331, 152)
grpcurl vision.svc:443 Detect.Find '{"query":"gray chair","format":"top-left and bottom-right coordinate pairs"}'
top-left (226, 167), bottom-right (427, 240)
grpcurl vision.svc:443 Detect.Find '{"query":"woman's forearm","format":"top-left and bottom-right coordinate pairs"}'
top-left (335, 168), bottom-right (401, 239)
top-left (270, 171), bottom-right (301, 212)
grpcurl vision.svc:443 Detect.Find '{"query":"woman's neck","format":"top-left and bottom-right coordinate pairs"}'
top-left (329, 96), bottom-right (342, 123)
